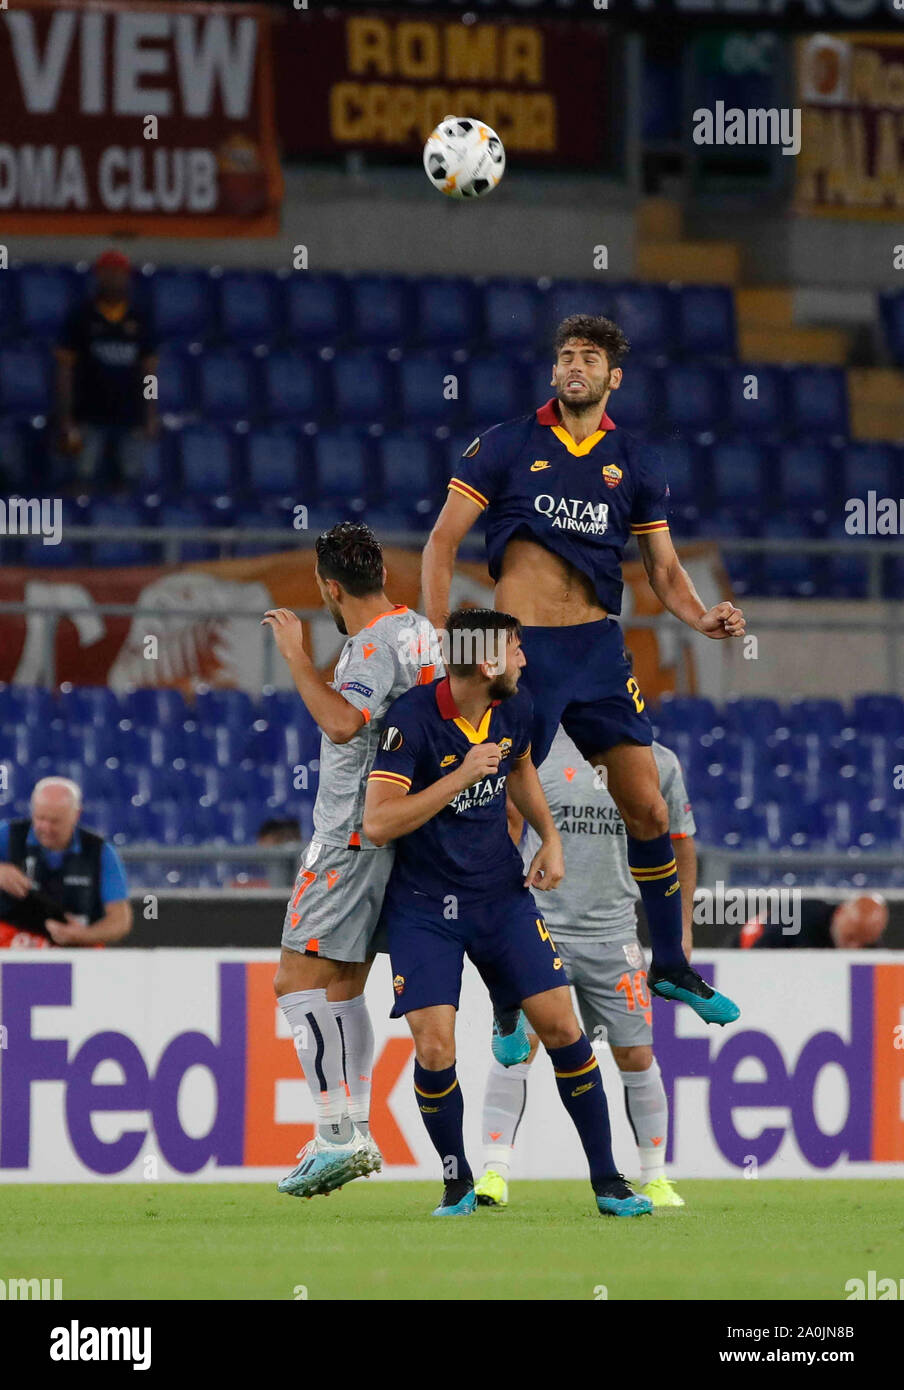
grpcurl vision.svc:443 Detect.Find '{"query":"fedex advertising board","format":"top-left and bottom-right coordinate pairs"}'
top-left (0, 952), bottom-right (902, 1182)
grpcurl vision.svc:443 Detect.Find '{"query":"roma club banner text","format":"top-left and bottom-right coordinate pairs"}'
top-left (1, 951), bottom-right (902, 1182)
top-left (0, 0), bottom-right (283, 236)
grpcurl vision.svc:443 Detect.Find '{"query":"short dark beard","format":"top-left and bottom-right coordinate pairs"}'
top-left (555, 380), bottom-right (608, 416)
top-left (487, 672), bottom-right (518, 701)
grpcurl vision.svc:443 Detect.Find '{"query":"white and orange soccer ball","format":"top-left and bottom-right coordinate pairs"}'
top-left (423, 116), bottom-right (506, 199)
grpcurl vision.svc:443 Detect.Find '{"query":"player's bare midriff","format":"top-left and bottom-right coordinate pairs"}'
top-left (494, 536), bottom-right (609, 628)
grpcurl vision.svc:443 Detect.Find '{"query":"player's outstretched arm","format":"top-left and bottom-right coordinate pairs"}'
top-left (506, 757), bottom-right (564, 892)
top-left (261, 608), bottom-right (365, 745)
top-left (421, 491), bottom-right (483, 632)
top-left (364, 743), bottom-right (501, 846)
top-left (637, 531), bottom-right (745, 640)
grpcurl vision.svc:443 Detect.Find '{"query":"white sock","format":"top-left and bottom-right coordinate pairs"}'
top-left (331, 993), bottom-right (374, 1133)
top-left (621, 1058), bottom-right (668, 1182)
top-left (278, 988), bottom-right (353, 1144)
top-left (481, 1058), bottom-right (531, 1175)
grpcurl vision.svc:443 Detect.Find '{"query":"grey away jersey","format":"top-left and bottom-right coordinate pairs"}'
top-left (313, 605), bottom-right (444, 848)
top-left (524, 726), bottom-right (696, 937)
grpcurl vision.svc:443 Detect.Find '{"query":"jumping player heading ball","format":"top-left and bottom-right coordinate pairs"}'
top-left (422, 314), bottom-right (744, 1025)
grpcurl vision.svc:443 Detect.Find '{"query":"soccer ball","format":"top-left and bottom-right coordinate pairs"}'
top-left (423, 116), bottom-right (506, 199)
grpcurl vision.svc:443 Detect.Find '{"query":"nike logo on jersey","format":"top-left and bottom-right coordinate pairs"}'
top-left (440, 754), bottom-right (458, 767)
top-left (530, 460), bottom-right (550, 471)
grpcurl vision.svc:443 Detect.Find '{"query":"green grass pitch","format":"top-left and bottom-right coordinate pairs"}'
top-left (3, 1180), bottom-right (901, 1301)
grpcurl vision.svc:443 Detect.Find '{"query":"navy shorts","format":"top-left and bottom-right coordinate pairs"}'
top-left (519, 618), bottom-right (653, 768)
top-left (385, 887), bottom-right (569, 1018)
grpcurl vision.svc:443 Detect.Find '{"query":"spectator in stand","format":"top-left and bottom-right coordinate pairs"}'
top-left (738, 893), bottom-right (888, 950)
top-left (54, 248), bottom-right (158, 489)
top-left (0, 777), bottom-right (132, 949)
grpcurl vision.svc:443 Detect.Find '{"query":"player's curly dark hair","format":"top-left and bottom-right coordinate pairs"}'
top-left (553, 314), bottom-right (630, 368)
top-left (444, 607), bottom-right (522, 677)
top-left (315, 521), bottom-right (384, 597)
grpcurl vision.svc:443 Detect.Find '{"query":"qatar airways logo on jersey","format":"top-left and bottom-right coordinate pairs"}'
top-left (450, 775), bottom-right (508, 813)
top-left (534, 495), bottom-right (609, 536)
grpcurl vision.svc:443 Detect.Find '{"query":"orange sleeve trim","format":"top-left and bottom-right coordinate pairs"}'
top-left (448, 478), bottom-right (489, 510)
top-left (359, 708), bottom-right (371, 724)
top-left (367, 770), bottom-right (412, 790)
top-left (670, 832), bottom-right (690, 840)
top-left (416, 664), bottom-right (436, 686)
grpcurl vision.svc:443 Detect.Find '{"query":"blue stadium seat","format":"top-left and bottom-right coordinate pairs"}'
top-left (155, 344), bottom-right (199, 415)
top-left (662, 364), bottom-right (725, 434)
top-left (852, 694), bottom-right (904, 738)
top-left (0, 683), bottom-right (56, 726)
top-left (398, 352), bottom-right (462, 425)
top-left (17, 263), bottom-right (82, 340)
top-left (784, 698), bottom-right (847, 740)
top-left (330, 349), bottom-right (395, 423)
top-left (726, 364), bottom-right (787, 439)
top-left (722, 697), bottom-right (784, 740)
top-left (824, 517), bottom-right (869, 598)
top-left (675, 285), bottom-right (735, 360)
top-left (0, 269), bottom-right (19, 340)
top-left (283, 273), bottom-right (347, 347)
top-left (761, 516), bottom-right (820, 596)
top-left (311, 429), bottom-right (371, 507)
top-left (879, 290), bottom-right (904, 365)
top-left (262, 349), bottom-right (322, 421)
top-left (88, 498), bottom-right (148, 566)
top-left (0, 421), bottom-right (29, 491)
top-left (776, 443), bottom-right (834, 511)
top-left (464, 355), bottom-right (527, 427)
top-left (841, 442), bottom-right (895, 498)
top-left (125, 687), bottom-right (189, 731)
top-left (230, 509), bottom-right (290, 557)
top-left (56, 684), bottom-right (122, 727)
top-left (696, 507), bottom-right (759, 593)
top-left (377, 432), bottom-right (441, 515)
top-left (0, 344), bottom-right (51, 416)
top-left (709, 440), bottom-right (765, 505)
top-left (787, 366), bottom-right (847, 438)
top-left (349, 275), bottom-right (411, 346)
top-left (245, 426), bottom-right (301, 495)
top-left (482, 279), bottom-right (542, 350)
top-left (412, 277), bottom-right (479, 347)
top-left (604, 362), bottom-right (662, 432)
top-left (194, 688), bottom-right (256, 730)
top-left (653, 694), bottom-right (720, 736)
top-left (178, 424), bottom-right (235, 494)
top-left (197, 349), bottom-right (256, 421)
top-left (216, 270), bottom-right (279, 344)
top-left (767, 801), bottom-right (830, 848)
top-left (650, 437), bottom-right (701, 516)
top-left (539, 281), bottom-right (613, 346)
top-left (611, 283), bottom-right (676, 360)
top-left (157, 501), bottom-right (219, 560)
top-left (144, 267), bottom-right (214, 342)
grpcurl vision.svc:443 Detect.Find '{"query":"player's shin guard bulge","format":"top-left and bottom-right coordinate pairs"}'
top-left (413, 1061), bottom-right (473, 1190)
top-left (627, 832), bottom-right (685, 972)
top-left (547, 1035), bottom-right (616, 1187)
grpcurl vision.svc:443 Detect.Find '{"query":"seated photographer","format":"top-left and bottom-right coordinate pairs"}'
top-left (0, 777), bottom-right (132, 949)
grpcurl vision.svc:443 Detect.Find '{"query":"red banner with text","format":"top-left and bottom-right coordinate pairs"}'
top-left (0, 0), bottom-right (283, 235)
